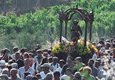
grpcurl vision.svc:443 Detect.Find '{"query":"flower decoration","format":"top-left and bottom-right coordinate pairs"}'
top-left (52, 38), bottom-right (98, 56)
top-left (52, 43), bottom-right (65, 54)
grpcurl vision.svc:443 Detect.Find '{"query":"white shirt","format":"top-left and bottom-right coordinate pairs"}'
top-left (50, 63), bottom-right (60, 71)
top-left (56, 67), bottom-right (62, 74)
top-left (92, 53), bottom-right (97, 62)
top-left (40, 71), bottom-right (52, 80)
top-left (18, 66), bottom-right (35, 79)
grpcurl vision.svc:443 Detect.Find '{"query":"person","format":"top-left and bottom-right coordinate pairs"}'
top-left (20, 48), bottom-right (28, 60)
top-left (11, 63), bottom-right (18, 69)
top-left (0, 48), bottom-right (11, 62)
top-left (23, 52), bottom-right (30, 59)
top-left (92, 52), bottom-right (97, 62)
top-left (42, 52), bottom-right (49, 58)
top-left (14, 52), bottom-right (24, 69)
top-left (53, 71), bottom-right (60, 80)
top-left (81, 66), bottom-right (95, 80)
top-left (60, 68), bottom-right (72, 80)
top-left (25, 75), bottom-right (33, 80)
top-left (36, 73), bottom-right (41, 80)
top-left (15, 52), bottom-right (21, 61)
top-left (56, 59), bottom-right (65, 74)
top-left (40, 57), bottom-right (47, 65)
top-left (1, 68), bottom-right (9, 76)
top-left (40, 63), bottom-right (52, 80)
top-left (13, 47), bottom-right (19, 53)
top-left (73, 57), bottom-right (85, 73)
top-left (0, 60), bottom-right (6, 74)
top-left (48, 57), bottom-right (53, 65)
top-left (34, 51), bottom-right (43, 72)
top-left (18, 58), bottom-right (35, 79)
top-left (51, 57), bottom-right (60, 72)
top-left (0, 74), bottom-right (9, 80)
top-left (95, 60), bottom-right (106, 79)
top-left (73, 72), bottom-right (82, 80)
top-left (45, 73), bottom-right (53, 80)
top-left (61, 56), bottom-right (74, 75)
top-left (10, 68), bottom-right (22, 80)
top-left (11, 47), bottom-right (19, 59)
top-left (28, 53), bottom-right (34, 67)
top-left (88, 59), bottom-right (98, 77)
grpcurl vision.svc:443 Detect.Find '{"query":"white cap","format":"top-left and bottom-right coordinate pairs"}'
top-left (0, 60), bottom-right (5, 67)
top-left (11, 63), bottom-right (18, 68)
top-left (41, 63), bottom-right (50, 68)
top-left (61, 75), bottom-right (71, 80)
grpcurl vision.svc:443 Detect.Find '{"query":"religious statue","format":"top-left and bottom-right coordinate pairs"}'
top-left (71, 20), bottom-right (82, 43)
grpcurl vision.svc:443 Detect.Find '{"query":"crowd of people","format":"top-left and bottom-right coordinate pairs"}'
top-left (0, 37), bottom-right (115, 80)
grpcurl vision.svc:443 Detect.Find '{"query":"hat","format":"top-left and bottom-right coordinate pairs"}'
top-left (41, 63), bottom-right (50, 68)
top-left (0, 60), bottom-right (5, 67)
top-left (97, 43), bottom-right (102, 47)
top-left (11, 63), bottom-right (18, 68)
top-left (61, 75), bottom-right (71, 80)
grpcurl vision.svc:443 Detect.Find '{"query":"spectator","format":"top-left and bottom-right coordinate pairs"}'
top-left (81, 66), bottom-right (95, 80)
top-left (40, 63), bottom-right (52, 79)
top-left (13, 47), bottom-right (19, 53)
top-left (15, 52), bottom-right (21, 61)
top-left (61, 56), bottom-right (74, 75)
top-left (51, 57), bottom-right (60, 72)
top-left (41, 57), bottom-right (48, 65)
top-left (73, 72), bottom-right (82, 80)
top-left (34, 52), bottom-right (43, 71)
top-left (53, 71), bottom-right (60, 80)
top-left (60, 68), bottom-right (72, 80)
top-left (18, 58), bottom-right (35, 79)
top-left (11, 63), bottom-right (18, 69)
top-left (42, 52), bottom-right (49, 58)
top-left (88, 59), bottom-right (98, 77)
top-left (0, 74), bottom-right (9, 80)
top-left (26, 75), bottom-right (33, 80)
top-left (56, 59), bottom-right (65, 74)
top-left (15, 52), bottom-right (24, 68)
top-left (45, 73), bottom-right (53, 80)
top-left (0, 60), bottom-right (6, 74)
top-left (2, 68), bottom-right (9, 76)
top-left (10, 68), bottom-right (22, 80)
top-left (73, 57), bottom-right (85, 73)
top-left (1, 48), bottom-right (11, 62)
top-left (11, 47), bottom-right (19, 59)
top-left (40, 63), bottom-right (52, 80)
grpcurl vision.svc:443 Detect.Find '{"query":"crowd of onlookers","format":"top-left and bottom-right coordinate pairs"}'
top-left (0, 37), bottom-right (115, 80)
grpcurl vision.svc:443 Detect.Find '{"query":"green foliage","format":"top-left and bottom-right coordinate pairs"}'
top-left (0, 0), bottom-right (115, 50)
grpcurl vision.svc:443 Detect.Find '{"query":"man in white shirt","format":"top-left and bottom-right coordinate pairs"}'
top-left (10, 68), bottom-right (22, 80)
top-left (18, 58), bottom-right (35, 79)
top-left (40, 63), bottom-right (52, 80)
top-left (56, 59), bottom-right (65, 74)
top-left (92, 53), bottom-right (97, 62)
top-left (50, 57), bottom-right (60, 72)
top-left (0, 60), bottom-right (6, 75)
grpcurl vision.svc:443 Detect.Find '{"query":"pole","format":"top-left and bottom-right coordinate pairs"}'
top-left (89, 11), bottom-right (94, 41)
top-left (89, 22), bottom-right (92, 41)
top-left (59, 20), bottom-right (63, 43)
top-left (65, 21), bottom-right (68, 38)
top-left (60, 19), bottom-right (63, 43)
top-left (84, 21), bottom-right (88, 46)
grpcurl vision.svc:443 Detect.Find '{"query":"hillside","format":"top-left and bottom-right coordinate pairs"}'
top-left (0, 0), bottom-right (115, 50)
